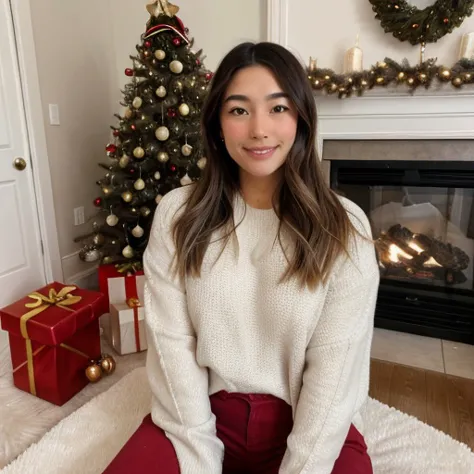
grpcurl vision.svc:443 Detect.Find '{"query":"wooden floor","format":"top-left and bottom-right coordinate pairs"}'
top-left (369, 359), bottom-right (474, 450)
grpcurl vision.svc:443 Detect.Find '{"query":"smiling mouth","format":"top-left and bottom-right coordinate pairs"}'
top-left (244, 146), bottom-right (278, 158)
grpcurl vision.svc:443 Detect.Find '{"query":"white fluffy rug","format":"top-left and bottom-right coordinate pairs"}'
top-left (1, 367), bottom-right (473, 474)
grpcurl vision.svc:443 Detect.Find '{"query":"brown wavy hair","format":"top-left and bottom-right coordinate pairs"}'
top-left (173, 42), bottom-right (358, 289)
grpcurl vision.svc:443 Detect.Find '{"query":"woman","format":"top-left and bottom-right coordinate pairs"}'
top-left (105, 41), bottom-right (379, 474)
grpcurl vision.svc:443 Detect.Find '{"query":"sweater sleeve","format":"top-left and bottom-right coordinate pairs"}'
top-left (143, 192), bottom-right (224, 474)
top-left (279, 206), bottom-right (380, 474)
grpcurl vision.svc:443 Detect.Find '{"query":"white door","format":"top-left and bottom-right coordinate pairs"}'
top-left (0, 0), bottom-right (46, 326)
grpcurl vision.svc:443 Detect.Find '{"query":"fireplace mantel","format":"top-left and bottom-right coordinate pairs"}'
top-left (267, 0), bottom-right (474, 141)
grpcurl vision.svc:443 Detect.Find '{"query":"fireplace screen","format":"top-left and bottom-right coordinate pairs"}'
top-left (369, 186), bottom-right (473, 290)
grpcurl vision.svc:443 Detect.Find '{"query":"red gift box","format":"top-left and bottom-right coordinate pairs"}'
top-left (0, 282), bottom-right (104, 406)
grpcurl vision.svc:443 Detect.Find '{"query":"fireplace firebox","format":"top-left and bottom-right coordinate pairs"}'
top-left (330, 160), bottom-right (474, 345)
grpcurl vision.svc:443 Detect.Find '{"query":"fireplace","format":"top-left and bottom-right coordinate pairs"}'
top-left (330, 160), bottom-right (474, 345)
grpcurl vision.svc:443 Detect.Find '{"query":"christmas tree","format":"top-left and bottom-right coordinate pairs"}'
top-left (77, 0), bottom-right (212, 271)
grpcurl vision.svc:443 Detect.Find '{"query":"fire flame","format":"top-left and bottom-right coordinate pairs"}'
top-left (388, 242), bottom-right (442, 268)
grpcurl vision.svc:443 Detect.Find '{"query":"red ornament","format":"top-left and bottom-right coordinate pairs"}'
top-left (167, 108), bottom-right (177, 118)
top-left (144, 40), bottom-right (152, 48)
top-left (170, 164), bottom-right (177, 172)
top-left (173, 38), bottom-right (181, 46)
top-left (443, 18), bottom-right (449, 24)
top-left (106, 144), bottom-right (117, 153)
top-left (205, 72), bottom-right (213, 81)
top-left (125, 68), bottom-right (134, 77)
top-left (113, 130), bottom-right (120, 137)
top-left (94, 197), bottom-right (102, 207)
top-left (196, 59), bottom-right (201, 66)
top-left (131, 124), bottom-right (137, 131)
top-left (129, 168), bottom-right (136, 174)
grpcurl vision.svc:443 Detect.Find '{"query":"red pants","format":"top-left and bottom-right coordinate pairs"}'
top-left (104, 391), bottom-right (372, 473)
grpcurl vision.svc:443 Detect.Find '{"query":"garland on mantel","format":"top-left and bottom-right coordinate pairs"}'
top-left (307, 58), bottom-right (474, 98)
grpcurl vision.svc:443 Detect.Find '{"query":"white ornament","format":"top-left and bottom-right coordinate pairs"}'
top-left (106, 214), bottom-right (119, 226)
top-left (157, 152), bottom-right (169, 163)
top-left (156, 86), bottom-right (167, 98)
top-left (180, 174), bottom-right (192, 186)
top-left (154, 171), bottom-right (161, 180)
top-left (155, 126), bottom-right (170, 141)
top-left (133, 147), bottom-right (145, 159)
top-left (134, 178), bottom-right (145, 190)
top-left (155, 194), bottom-right (163, 204)
top-left (122, 245), bottom-right (134, 258)
top-left (124, 107), bottom-right (133, 119)
top-left (181, 144), bottom-right (193, 156)
top-left (119, 155), bottom-right (130, 168)
top-left (155, 50), bottom-right (166, 60)
top-left (131, 225), bottom-right (145, 238)
top-left (170, 60), bottom-right (183, 74)
top-left (178, 103), bottom-right (190, 116)
top-left (132, 97), bottom-right (143, 109)
top-left (197, 157), bottom-right (207, 169)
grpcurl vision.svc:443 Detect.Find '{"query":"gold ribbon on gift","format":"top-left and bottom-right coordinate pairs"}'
top-left (127, 297), bottom-right (142, 352)
top-left (20, 286), bottom-right (82, 396)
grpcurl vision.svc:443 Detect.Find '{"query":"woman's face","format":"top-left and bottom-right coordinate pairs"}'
top-left (219, 65), bottom-right (298, 182)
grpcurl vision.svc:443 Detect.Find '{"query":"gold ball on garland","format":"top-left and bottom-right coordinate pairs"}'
top-left (324, 75), bottom-right (330, 80)
top-left (134, 178), bottom-right (145, 190)
top-left (464, 73), bottom-right (472, 81)
top-left (122, 191), bottom-right (133, 202)
top-left (452, 77), bottom-right (463, 87)
top-left (439, 67), bottom-right (451, 80)
top-left (170, 60), bottom-right (184, 74)
top-left (122, 245), bottom-right (134, 258)
top-left (155, 49), bottom-right (166, 60)
top-left (156, 86), bottom-right (167, 98)
top-left (133, 147), bottom-right (145, 159)
top-left (408, 77), bottom-right (415, 85)
top-left (397, 72), bottom-right (405, 80)
top-left (376, 77), bottom-right (384, 84)
top-left (132, 97), bottom-right (143, 109)
top-left (157, 151), bottom-right (169, 163)
top-left (119, 155), bottom-right (130, 168)
top-left (419, 73), bottom-right (427, 82)
top-left (313, 79), bottom-right (321, 88)
top-left (330, 83), bottom-right (337, 92)
top-left (179, 103), bottom-right (190, 116)
top-left (100, 355), bottom-right (116, 375)
top-left (377, 61), bottom-right (387, 68)
top-left (361, 80), bottom-right (368, 87)
top-left (155, 126), bottom-right (170, 141)
top-left (140, 206), bottom-right (151, 217)
top-left (85, 363), bottom-right (102, 383)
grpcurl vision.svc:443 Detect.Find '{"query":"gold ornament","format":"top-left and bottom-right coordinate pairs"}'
top-left (155, 126), bottom-right (170, 141)
top-left (440, 68), bottom-right (451, 80)
top-left (106, 214), bottom-right (119, 226)
top-left (133, 147), bottom-right (145, 158)
top-left (132, 97), bottom-right (143, 109)
top-left (407, 77), bottom-right (415, 85)
top-left (361, 80), bottom-right (368, 87)
top-left (102, 256), bottom-right (113, 264)
top-left (122, 191), bottom-right (133, 203)
top-left (154, 171), bottom-right (161, 180)
top-left (170, 60), bottom-right (184, 74)
top-left (464, 73), bottom-right (472, 81)
top-left (124, 107), bottom-right (133, 119)
top-left (92, 234), bottom-right (105, 246)
top-left (85, 364), bottom-right (102, 383)
top-left (155, 50), bottom-right (166, 60)
top-left (122, 245), bottom-right (134, 258)
top-left (119, 155), bottom-right (130, 168)
top-left (179, 103), bottom-right (190, 116)
top-left (157, 152), bottom-right (169, 163)
top-left (140, 206), bottom-right (151, 217)
top-left (146, 0), bottom-right (179, 18)
top-left (452, 77), bottom-right (463, 87)
top-left (377, 61), bottom-right (387, 68)
top-left (102, 186), bottom-right (112, 196)
top-left (197, 157), bottom-right (207, 169)
top-left (100, 355), bottom-right (116, 375)
top-left (134, 178), bottom-right (146, 190)
top-left (181, 144), bottom-right (193, 156)
top-left (156, 86), bottom-right (167, 97)
top-left (155, 194), bottom-right (163, 204)
top-left (376, 77), bottom-right (384, 84)
top-left (397, 72), bottom-right (405, 80)
top-left (330, 83), bottom-right (337, 91)
top-left (132, 224), bottom-right (145, 238)
top-left (419, 73), bottom-right (427, 82)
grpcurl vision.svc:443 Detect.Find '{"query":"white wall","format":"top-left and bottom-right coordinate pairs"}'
top-left (286, 0), bottom-right (474, 72)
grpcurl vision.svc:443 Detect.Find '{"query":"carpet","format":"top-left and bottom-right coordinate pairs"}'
top-left (1, 367), bottom-right (473, 474)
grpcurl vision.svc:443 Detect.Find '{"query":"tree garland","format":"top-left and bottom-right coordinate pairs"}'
top-left (368, 0), bottom-right (474, 45)
top-left (307, 58), bottom-right (474, 98)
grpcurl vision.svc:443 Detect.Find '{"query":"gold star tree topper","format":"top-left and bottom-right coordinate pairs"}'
top-left (146, 0), bottom-right (179, 18)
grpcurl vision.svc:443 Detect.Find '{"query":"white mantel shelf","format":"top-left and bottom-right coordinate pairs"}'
top-left (267, 0), bottom-right (474, 141)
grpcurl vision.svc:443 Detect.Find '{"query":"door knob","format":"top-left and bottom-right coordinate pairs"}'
top-left (13, 157), bottom-right (27, 171)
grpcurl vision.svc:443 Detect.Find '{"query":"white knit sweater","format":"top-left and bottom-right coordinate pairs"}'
top-left (143, 186), bottom-right (380, 474)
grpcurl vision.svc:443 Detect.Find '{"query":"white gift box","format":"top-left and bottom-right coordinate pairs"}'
top-left (104, 303), bottom-right (148, 355)
top-left (108, 273), bottom-right (145, 308)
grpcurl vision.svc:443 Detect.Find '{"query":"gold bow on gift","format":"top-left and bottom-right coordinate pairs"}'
top-left (126, 297), bottom-right (142, 308)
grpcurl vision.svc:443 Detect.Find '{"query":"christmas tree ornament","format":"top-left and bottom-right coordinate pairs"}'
top-left (79, 246), bottom-right (102, 263)
top-left (205, 72), bottom-right (213, 81)
top-left (106, 143), bottom-right (117, 155)
top-left (180, 174), bottom-right (192, 186)
top-left (173, 37), bottom-right (181, 46)
top-left (169, 164), bottom-right (177, 173)
top-left (167, 108), bottom-right (177, 118)
top-left (102, 186), bottom-right (112, 196)
top-left (144, 50), bottom-right (151, 58)
top-left (157, 151), bottom-right (169, 162)
top-left (134, 178), bottom-right (146, 190)
top-left (197, 157), bottom-right (207, 169)
top-left (131, 207), bottom-right (138, 214)
top-left (93, 233), bottom-right (105, 246)
top-left (106, 213), bottom-right (119, 227)
top-left (144, 40), bottom-right (152, 48)
top-left (125, 68), bottom-right (134, 77)
top-left (140, 206), bottom-right (151, 217)
top-left (86, 363), bottom-right (102, 383)
top-left (170, 60), bottom-right (184, 74)
top-left (93, 197), bottom-right (102, 207)
top-left (132, 224), bottom-right (145, 238)
top-left (122, 245), bottom-right (134, 258)
top-left (113, 130), bottom-right (120, 137)
top-left (156, 126), bottom-right (170, 141)
top-left (154, 171), bottom-right (161, 180)
top-left (146, 0), bottom-right (180, 18)
top-left (156, 85), bottom-right (167, 97)
top-left (181, 143), bottom-right (193, 156)
top-left (100, 355), bottom-right (116, 375)
top-left (122, 191), bottom-right (133, 202)
top-left (133, 146), bottom-right (145, 158)
top-left (439, 67), bottom-right (452, 80)
top-left (155, 194), bottom-right (163, 204)
top-left (132, 97), bottom-right (143, 109)
top-left (178, 103), bottom-right (190, 116)
top-left (131, 124), bottom-right (137, 131)
top-left (102, 256), bottom-right (113, 264)
top-left (124, 107), bottom-right (133, 119)
top-left (119, 155), bottom-right (130, 168)
top-left (155, 49), bottom-right (166, 60)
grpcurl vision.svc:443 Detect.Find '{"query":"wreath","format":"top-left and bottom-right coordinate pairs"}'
top-left (368, 0), bottom-right (474, 45)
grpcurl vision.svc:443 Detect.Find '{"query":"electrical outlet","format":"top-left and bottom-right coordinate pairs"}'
top-left (49, 104), bottom-right (60, 125)
top-left (74, 206), bottom-right (85, 226)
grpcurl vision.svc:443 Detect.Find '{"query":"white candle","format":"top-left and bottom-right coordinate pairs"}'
top-left (459, 33), bottom-right (474, 60)
top-left (344, 34), bottom-right (363, 73)
top-left (309, 57), bottom-right (318, 72)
